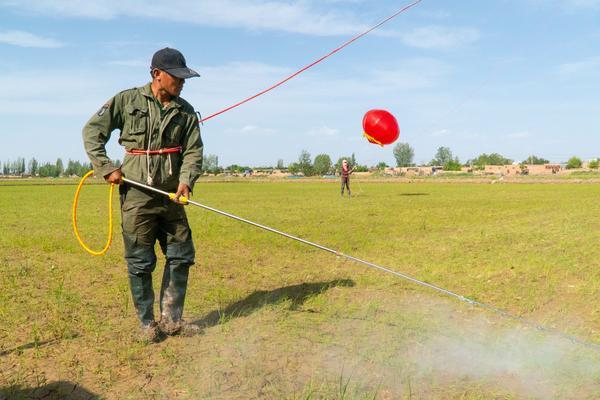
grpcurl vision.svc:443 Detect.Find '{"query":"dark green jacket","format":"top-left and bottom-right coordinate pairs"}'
top-left (83, 83), bottom-right (203, 191)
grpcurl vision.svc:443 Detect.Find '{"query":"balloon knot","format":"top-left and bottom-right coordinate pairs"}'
top-left (363, 131), bottom-right (383, 146)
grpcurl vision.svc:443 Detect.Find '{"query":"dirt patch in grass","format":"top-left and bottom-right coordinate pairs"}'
top-left (109, 287), bottom-right (600, 399)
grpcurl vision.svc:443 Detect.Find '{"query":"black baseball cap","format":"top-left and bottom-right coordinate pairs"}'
top-left (151, 47), bottom-right (200, 79)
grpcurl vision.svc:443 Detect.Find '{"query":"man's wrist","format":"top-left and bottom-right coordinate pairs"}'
top-left (102, 166), bottom-right (120, 179)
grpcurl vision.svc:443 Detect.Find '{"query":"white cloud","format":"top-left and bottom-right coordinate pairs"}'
top-left (0, 54), bottom-right (452, 133)
top-left (192, 61), bottom-right (293, 110)
top-left (229, 57), bottom-right (450, 103)
top-left (567, 0), bottom-right (600, 6)
top-left (367, 58), bottom-right (451, 90)
top-left (0, 30), bottom-right (64, 48)
top-left (527, 0), bottom-right (600, 10)
top-left (0, 67), bottom-right (136, 117)
top-left (203, 61), bottom-right (291, 78)
top-left (507, 131), bottom-right (532, 139)
top-left (107, 59), bottom-right (149, 67)
top-left (0, 55), bottom-right (452, 165)
top-left (414, 9), bottom-right (452, 19)
top-left (186, 57), bottom-right (450, 128)
top-left (431, 129), bottom-right (450, 137)
top-left (321, 0), bottom-right (365, 3)
top-left (555, 0), bottom-right (600, 8)
top-left (1, 0), bottom-right (369, 36)
top-left (307, 126), bottom-right (339, 136)
top-left (554, 57), bottom-right (600, 76)
top-left (396, 26), bottom-right (480, 50)
top-left (0, 70), bottom-right (99, 100)
top-left (225, 125), bottom-right (276, 136)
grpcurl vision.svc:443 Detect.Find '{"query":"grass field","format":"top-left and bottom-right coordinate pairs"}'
top-left (1, 178), bottom-right (600, 399)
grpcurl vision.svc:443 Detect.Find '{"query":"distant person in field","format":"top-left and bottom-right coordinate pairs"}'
top-left (82, 48), bottom-right (203, 342)
top-left (340, 159), bottom-right (355, 197)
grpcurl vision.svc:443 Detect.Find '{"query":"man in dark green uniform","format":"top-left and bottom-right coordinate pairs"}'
top-left (83, 48), bottom-right (203, 342)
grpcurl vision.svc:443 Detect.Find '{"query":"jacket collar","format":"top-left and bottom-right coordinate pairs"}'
top-left (141, 82), bottom-right (183, 109)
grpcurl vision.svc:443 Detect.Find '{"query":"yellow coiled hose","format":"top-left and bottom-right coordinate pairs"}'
top-left (72, 170), bottom-right (114, 256)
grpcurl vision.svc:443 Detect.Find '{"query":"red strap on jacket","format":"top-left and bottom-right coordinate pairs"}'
top-left (126, 146), bottom-right (182, 155)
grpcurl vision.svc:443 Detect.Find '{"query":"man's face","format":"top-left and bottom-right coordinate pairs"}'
top-left (155, 69), bottom-right (185, 97)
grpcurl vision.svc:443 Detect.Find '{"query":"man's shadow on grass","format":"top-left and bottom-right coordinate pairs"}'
top-left (399, 193), bottom-right (429, 196)
top-left (0, 381), bottom-right (98, 400)
top-left (193, 279), bottom-right (355, 329)
top-left (0, 334), bottom-right (79, 357)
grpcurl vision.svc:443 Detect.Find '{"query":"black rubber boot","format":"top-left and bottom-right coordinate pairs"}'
top-left (128, 272), bottom-right (155, 325)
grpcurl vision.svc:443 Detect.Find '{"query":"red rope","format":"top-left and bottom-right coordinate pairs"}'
top-left (126, 146), bottom-right (182, 155)
top-left (199, 0), bottom-right (423, 123)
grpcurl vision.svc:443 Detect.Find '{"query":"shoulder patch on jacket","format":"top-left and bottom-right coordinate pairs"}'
top-left (97, 103), bottom-right (110, 117)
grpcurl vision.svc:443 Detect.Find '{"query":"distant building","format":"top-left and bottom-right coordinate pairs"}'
top-left (523, 164), bottom-right (561, 175)
top-left (398, 166), bottom-right (440, 176)
top-left (484, 164), bottom-right (521, 175)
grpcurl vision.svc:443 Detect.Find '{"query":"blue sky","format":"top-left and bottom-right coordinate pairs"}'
top-left (1, 0), bottom-right (599, 167)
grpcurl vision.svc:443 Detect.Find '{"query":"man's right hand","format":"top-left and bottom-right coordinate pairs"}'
top-left (105, 169), bottom-right (123, 184)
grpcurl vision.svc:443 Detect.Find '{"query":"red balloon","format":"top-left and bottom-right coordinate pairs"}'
top-left (362, 109), bottom-right (400, 146)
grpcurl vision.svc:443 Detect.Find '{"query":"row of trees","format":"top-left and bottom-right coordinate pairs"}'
top-left (393, 143), bottom-right (516, 169)
top-left (282, 146), bottom-right (566, 176)
top-left (1, 158), bottom-right (98, 177)
top-left (201, 155), bottom-right (256, 175)
top-left (391, 143), bottom-right (592, 171)
top-left (2, 149), bottom-right (595, 179)
top-left (202, 151), bottom-right (370, 177)
top-left (286, 151), bottom-right (369, 176)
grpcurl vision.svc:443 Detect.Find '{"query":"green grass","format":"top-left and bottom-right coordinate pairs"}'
top-left (1, 179), bottom-right (599, 399)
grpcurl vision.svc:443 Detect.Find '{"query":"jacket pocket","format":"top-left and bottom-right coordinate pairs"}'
top-left (168, 123), bottom-right (184, 144)
top-left (124, 104), bottom-right (148, 135)
top-left (165, 114), bottom-right (186, 144)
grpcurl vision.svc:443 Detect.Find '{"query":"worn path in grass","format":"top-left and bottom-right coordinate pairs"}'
top-left (1, 180), bottom-right (599, 399)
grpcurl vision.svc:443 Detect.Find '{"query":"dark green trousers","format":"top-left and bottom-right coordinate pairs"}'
top-left (120, 184), bottom-right (195, 326)
top-left (341, 176), bottom-right (350, 195)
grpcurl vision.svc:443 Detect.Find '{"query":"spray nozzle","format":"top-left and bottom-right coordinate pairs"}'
top-left (169, 193), bottom-right (188, 205)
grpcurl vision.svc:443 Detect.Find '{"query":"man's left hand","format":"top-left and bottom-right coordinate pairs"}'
top-left (172, 183), bottom-right (191, 205)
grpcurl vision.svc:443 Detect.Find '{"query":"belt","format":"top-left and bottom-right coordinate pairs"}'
top-left (126, 146), bottom-right (182, 155)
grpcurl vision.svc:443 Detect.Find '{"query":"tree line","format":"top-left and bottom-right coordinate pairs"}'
top-left (277, 144), bottom-right (589, 178)
top-left (285, 151), bottom-right (371, 176)
top-left (391, 143), bottom-right (593, 171)
top-left (1, 158), bottom-right (106, 177)
top-left (2, 147), bottom-right (594, 179)
top-left (199, 151), bottom-right (368, 177)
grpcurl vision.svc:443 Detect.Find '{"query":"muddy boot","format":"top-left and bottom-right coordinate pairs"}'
top-left (158, 263), bottom-right (202, 336)
top-left (138, 321), bottom-right (161, 343)
top-left (158, 239), bottom-right (197, 336)
top-left (158, 261), bottom-right (192, 336)
top-left (159, 262), bottom-right (189, 317)
top-left (159, 319), bottom-right (202, 337)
